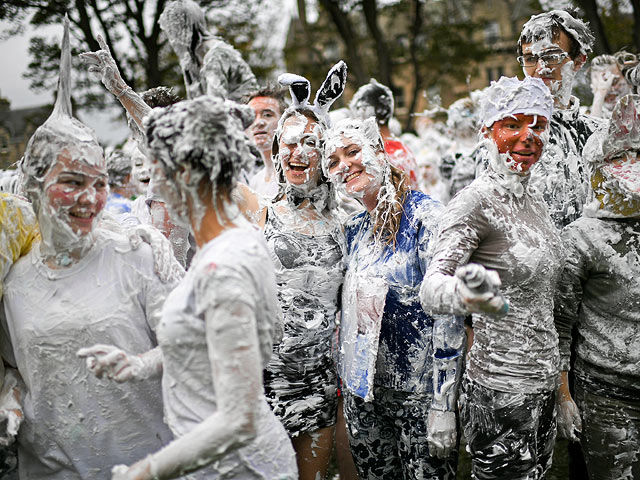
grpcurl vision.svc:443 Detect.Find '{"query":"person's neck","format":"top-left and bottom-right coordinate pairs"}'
top-left (41, 237), bottom-right (93, 269)
top-left (261, 150), bottom-right (275, 179)
top-left (191, 197), bottom-right (235, 248)
top-left (362, 186), bottom-right (380, 213)
top-left (379, 124), bottom-right (392, 141)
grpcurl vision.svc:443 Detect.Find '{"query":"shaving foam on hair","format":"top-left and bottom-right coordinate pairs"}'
top-left (480, 76), bottom-right (554, 128)
top-left (145, 95), bottom-right (255, 231)
top-left (519, 9), bottom-right (595, 57)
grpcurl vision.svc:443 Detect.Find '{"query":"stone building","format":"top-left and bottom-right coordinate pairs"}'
top-left (0, 97), bottom-right (50, 170)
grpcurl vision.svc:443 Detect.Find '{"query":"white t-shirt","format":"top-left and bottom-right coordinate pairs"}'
top-left (157, 227), bottom-right (297, 479)
top-left (2, 229), bottom-right (179, 479)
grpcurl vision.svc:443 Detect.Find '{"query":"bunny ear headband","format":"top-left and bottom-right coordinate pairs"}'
top-left (278, 60), bottom-right (348, 127)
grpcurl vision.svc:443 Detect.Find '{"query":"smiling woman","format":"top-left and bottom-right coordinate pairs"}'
top-left (0, 17), bottom-right (179, 480)
top-left (420, 76), bottom-right (566, 480)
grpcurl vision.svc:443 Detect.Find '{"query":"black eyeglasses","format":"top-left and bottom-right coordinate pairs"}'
top-left (517, 52), bottom-right (568, 67)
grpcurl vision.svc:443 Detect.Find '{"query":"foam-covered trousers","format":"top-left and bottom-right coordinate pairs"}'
top-left (575, 375), bottom-right (640, 480)
top-left (459, 377), bottom-right (556, 480)
top-left (342, 385), bottom-right (458, 480)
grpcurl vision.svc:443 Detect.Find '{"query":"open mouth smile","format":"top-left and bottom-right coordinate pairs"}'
top-left (345, 171), bottom-right (360, 183)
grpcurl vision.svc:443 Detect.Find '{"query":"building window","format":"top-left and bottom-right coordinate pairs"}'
top-left (484, 21), bottom-right (500, 45)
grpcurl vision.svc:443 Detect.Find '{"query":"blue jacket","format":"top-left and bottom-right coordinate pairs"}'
top-left (343, 191), bottom-right (464, 402)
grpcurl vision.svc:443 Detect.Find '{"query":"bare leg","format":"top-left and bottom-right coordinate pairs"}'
top-left (292, 426), bottom-right (335, 480)
top-left (335, 396), bottom-right (359, 479)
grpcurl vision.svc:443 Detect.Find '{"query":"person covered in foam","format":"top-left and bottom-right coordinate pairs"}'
top-left (588, 54), bottom-right (632, 119)
top-left (158, 0), bottom-right (258, 101)
top-left (80, 95), bottom-right (298, 480)
top-left (420, 76), bottom-right (565, 480)
top-left (516, 9), bottom-right (603, 229)
top-left (0, 18), bottom-right (179, 479)
top-left (323, 115), bottom-right (464, 478)
top-left (349, 79), bottom-right (420, 190)
top-left (554, 94), bottom-right (640, 480)
top-left (229, 61), bottom-right (351, 480)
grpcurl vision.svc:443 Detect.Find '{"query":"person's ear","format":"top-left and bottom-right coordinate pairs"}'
top-left (573, 54), bottom-right (587, 71)
top-left (481, 125), bottom-right (491, 139)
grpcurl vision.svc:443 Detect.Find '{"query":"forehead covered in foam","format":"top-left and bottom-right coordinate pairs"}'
top-left (22, 115), bottom-right (105, 183)
top-left (480, 76), bottom-right (554, 128)
top-left (324, 117), bottom-right (382, 159)
top-left (519, 9), bottom-right (595, 57)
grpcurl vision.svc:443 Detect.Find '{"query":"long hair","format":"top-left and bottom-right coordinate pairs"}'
top-left (372, 159), bottom-right (409, 249)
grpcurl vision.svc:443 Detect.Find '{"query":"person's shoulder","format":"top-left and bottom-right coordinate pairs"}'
top-left (345, 209), bottom-right (368, 232)
top-left (94, 228), bottom-right (155, 267)
top-left (0, 193), bottom-right (35, 224)
top-left (405, 190), bottom-right (443, 217)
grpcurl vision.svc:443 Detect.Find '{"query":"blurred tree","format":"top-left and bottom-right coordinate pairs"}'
top-left (0, 0), bottom-right (283, 111)
top-left (286, 0), bottom-right (488, 131)
top-left (535, 0), bottom-right (640, 54)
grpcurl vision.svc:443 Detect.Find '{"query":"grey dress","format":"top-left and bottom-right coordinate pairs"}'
top-left (263, 206), bottom-right (345, 436)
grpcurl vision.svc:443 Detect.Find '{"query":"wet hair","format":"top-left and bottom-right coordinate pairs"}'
top-left (517, 9), bottom-right (594, 60)
top-left (374, 162), bottom-right (409, 249)
top-left (244, 84), bottom-right (288, 116)
top-left (145, 96), bottom-right (255, 202)
top-left (141, 86), bottom-right (182, 108)
top-left (106, 149), bottom-right (132, 188)
top-left (349, 79), bottom-right (395, 125)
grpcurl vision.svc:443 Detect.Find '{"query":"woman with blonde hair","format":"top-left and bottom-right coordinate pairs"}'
top-left (323, 117), bottom-right (464, 479)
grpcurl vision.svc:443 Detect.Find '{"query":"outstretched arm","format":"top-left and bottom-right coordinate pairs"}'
top-left (111, 273), bottom-right (265, 480)
top-left (81, 35), bottom-right (150, 132)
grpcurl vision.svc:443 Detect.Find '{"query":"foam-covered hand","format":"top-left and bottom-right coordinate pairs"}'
top-left (111, 458), bottom-right (152, 480)
top-left (456, 264), bottom-right (508, 315)
top-left (78, 345), bottom-right (156, 383)
top-left (556, 398), bottom-right (582, 442)
top-left (0, 371), bottom-right (23, 446)
top-left (128, 224), bottom-right (184, 284)
top-left (426, 409), bottom-right (457, 458)
top-left (80, 35), bottom-right (128, 97)
top-left (591, 68), bottom-right (617, 93)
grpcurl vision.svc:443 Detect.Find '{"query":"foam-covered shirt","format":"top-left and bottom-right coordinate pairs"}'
top-left (341, 190), bottom-right (464, 403)
top-left (555, 216), bottom-right (640, 400)
top-left (2, 229), bottom-right (177, 479)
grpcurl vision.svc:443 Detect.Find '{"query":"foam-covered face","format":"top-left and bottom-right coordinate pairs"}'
top-left (131, 147), bottom-right (151, 194)
top-left (521, 32), bottom-right (579, 102)
top-left (43, 149), bottom-right (108, 237)
top-left (489, 114), bottom-right (548, 173)
top-left (247, 97), bottom-right (281, 151)
top-left (591, 64), bottom-right (630, 106)
top-left (602, 151), bottom-right (640, 195)
top-left (149, 158), bottom-right (190, 229)
top-left (279, 114), bottom-right (322, 187)
top-left (326, 134), bottom-right (383, 198)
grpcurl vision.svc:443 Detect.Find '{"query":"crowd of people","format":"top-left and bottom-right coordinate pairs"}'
top-left (0, 1), bottom-right (638, 480)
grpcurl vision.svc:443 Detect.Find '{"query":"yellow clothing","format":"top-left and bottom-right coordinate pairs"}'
top-left (0, 192), bottom-right (39, 297)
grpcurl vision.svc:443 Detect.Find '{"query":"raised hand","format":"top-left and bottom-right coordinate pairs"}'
top-left (80, 35), bottom-right (128, 97)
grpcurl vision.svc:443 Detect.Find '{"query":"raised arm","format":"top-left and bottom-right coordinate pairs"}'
top-left (80, 35), bottom-right (150, 132)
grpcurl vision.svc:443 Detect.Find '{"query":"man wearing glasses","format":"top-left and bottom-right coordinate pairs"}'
top-left (517, 10), bottom-right (602, 229)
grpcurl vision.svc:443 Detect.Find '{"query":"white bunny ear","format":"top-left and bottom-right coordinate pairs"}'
top-left (313, 60), bottom-right (347, 114)
top-left (278, 72), bottom-right (311, 108)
